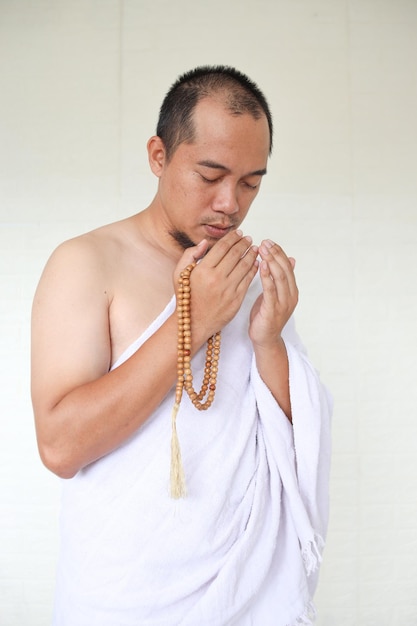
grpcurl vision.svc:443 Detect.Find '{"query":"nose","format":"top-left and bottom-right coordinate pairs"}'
top-left (212, 182), bottom-right (239, 215)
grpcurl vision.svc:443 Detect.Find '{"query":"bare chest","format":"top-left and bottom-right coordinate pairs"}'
top-left (108, 261), bottom-right (175, 366)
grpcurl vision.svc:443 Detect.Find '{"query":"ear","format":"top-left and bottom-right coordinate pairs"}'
top-left (147, 136), bottom-right (166, 177)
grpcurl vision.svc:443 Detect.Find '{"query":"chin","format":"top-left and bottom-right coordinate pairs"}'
top-left (170, 230), bottom-right (197, 250)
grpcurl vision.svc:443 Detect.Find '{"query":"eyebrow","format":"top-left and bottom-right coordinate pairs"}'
top-left (197, 159), bottom-right (267, 177)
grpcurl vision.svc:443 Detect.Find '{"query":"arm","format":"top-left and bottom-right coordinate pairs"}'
top-left (31, 231), bottom-right (258, 478)
top-left (249, 240), bottom-right (299, 421)
top-left (31, 236), bottom-right (182, 478)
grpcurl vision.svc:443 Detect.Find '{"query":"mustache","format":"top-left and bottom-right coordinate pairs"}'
top-left (169, 219), bottom-right (241, 251)
top-left (203, 218), bottom-right (239, 229)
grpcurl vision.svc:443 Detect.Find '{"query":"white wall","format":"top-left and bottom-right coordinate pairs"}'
top-left (1, 1), bottom-right (416, 624)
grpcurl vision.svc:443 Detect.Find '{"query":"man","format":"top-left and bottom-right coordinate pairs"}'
top-left (31, 66), bottom-right (331, 625)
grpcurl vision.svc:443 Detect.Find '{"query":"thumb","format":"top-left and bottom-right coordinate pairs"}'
top-left (190, 238), bottom-right (210, 263)
top-left (174, 239), bottom-right (209, 283)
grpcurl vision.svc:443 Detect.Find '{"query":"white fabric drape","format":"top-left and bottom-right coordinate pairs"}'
top-left (53, 278), bottom-right (332, 626)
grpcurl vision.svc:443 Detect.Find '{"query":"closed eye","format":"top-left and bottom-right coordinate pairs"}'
top-left (242, 178), bottom-right (261, 190)
top-left (200, 174), bottom-right (220, 184)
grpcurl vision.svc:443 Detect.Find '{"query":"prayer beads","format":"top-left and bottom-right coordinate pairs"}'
top-left (170, 261), bottom-right (221, 498)
top-left (175, 262), bottom-right (221, 410)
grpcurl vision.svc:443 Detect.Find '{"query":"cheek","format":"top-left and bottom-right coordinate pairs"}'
top-left (171, 181), bottom-right (208, 218)
top-left (184, 179), bottom-right (212, 207)
top-left (239, 189), bottom-right (259, 214)
top-left (165, 173), bottom-right (194, 206)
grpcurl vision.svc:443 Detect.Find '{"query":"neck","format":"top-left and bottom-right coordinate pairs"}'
top-left (133, 209), bottom-right (185, 263)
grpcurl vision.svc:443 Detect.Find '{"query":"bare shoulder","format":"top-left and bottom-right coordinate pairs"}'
top-left (32, 214), bottom-right (173, 371)
top-left (31, 222), bottom-right (126, 412)
top-left (38, 222), bottom-right (117, 282)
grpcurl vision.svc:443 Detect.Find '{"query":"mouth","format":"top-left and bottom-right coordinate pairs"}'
top-left (203, 223), bottom-right (234, 239)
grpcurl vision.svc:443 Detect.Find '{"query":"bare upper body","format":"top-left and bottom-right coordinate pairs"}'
top-left (31, 95), bottom-right (298, 479)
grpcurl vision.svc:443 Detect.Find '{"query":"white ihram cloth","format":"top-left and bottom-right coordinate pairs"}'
top-left (53, 278), bottom-right (332, 626)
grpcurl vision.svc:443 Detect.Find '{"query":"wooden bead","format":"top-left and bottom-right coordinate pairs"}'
top-left (175, 261), bottom-right (221, 412)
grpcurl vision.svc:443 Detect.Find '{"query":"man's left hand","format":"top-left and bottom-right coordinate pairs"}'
top-left (249, 240), bottom-right (298, 348)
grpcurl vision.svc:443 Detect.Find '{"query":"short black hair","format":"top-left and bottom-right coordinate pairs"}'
top-left (156, 65), bottom-right (273, 161)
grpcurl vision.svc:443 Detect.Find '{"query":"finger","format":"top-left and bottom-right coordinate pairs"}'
top-left (259, 259), bottom-right (278, 305)
top-left (259, 241), bottom-right (297, 299)
top-left (232, 251), bottom-right (259, 294)
top-left (203, 230), bottom-right (253, 273)
top-left (174, 239), bottom-right (210, 282)
top-left (260, 240), bottom-right (293, 270)
top-left (258, 259), bottom-right (298, 335)
top-left (177, 239), bottom-right (210, 266)
top-left (223, 236), bottom-right (257, 277)
top-left (189, 239), bottom-right (210, 263)
top-left (201, 230), bottom-right (243, 267)
top-left (200, 241), bottom-right (258, 297)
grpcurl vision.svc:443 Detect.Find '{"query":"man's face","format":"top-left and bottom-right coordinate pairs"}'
top-left (154, 97), bottom-right (270, 250)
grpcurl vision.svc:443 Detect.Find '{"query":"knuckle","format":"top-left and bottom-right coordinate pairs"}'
top-left (276, 269), bottom-right (286, 282)
top-left (234, 239), bottom-right (252, 258)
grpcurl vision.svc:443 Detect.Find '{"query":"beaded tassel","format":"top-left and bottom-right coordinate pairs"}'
top-left (170, 262), bottom-right (221, 499)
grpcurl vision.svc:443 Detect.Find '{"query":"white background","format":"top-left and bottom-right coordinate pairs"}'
top-left (1, 1), bottom-right (417, 624)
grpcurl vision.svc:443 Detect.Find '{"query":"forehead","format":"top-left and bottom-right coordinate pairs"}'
top-left (184, 97), bottom-right (270, 166)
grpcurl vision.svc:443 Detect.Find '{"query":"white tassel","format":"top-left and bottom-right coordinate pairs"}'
top-left (170, 403), bottom-right (187, 499)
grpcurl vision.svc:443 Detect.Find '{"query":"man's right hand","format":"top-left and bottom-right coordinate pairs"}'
top-left (174, 230), bottom-right (259, 349)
